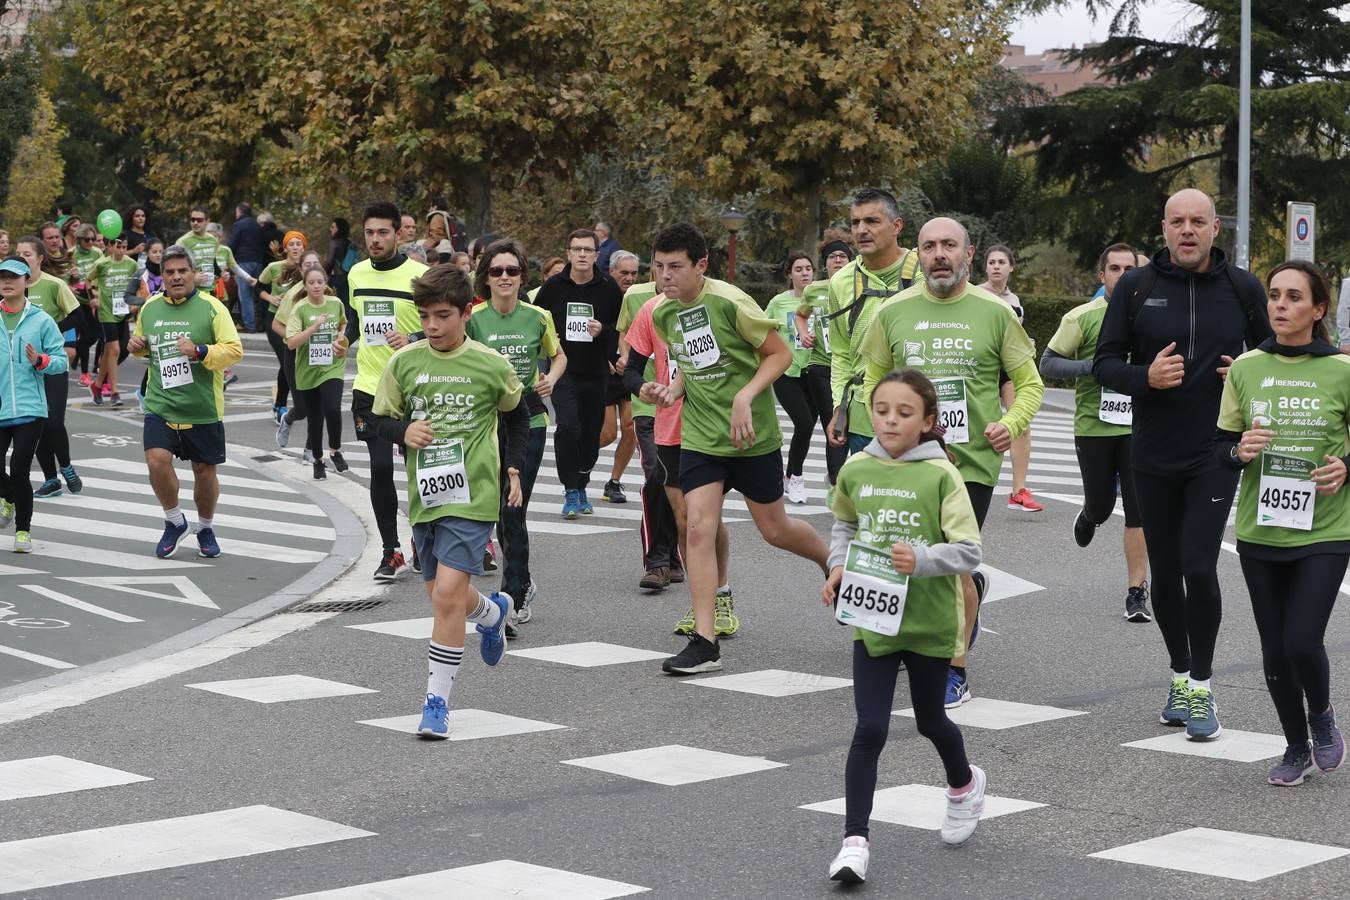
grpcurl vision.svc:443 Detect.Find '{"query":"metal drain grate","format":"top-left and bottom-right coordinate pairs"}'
top-left (251, 453), bottom-right (283, 463)
top-left (288, 599), bottom-right (390, 614)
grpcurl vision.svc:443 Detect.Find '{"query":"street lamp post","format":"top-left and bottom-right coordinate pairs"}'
top-left (719, 206), bottom-right (747, 282)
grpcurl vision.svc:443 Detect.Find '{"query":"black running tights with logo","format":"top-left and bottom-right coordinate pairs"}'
top-left (1133, 465), bottom-right (1238, 681)
top-left (0, 420), bottom-right (45, 532)
top-left (845, 643), bottom-right (971, 839)
top-left (1075, 434), bottom-right (1141, 527)
top-left (262, 306), bottom-right (290, 409)
top-left (352, 389), bottom-right (399, 551)
top-left (804, 364), bottom-right (847, 483)
top-left (298, 379), bottom-right (343, 461)
top-left (497, 422), bottom-right (546, 603)
top-left (772, 372), bottom-right (816, 478)
top-left (551, 372), bottom-right (606, 491)
top-left (635, 415), bottom-right (679, 571)
top-left (1239, 552), bottom-right (1347, 747)
top-left (35, 373), bottom-right (71, 480)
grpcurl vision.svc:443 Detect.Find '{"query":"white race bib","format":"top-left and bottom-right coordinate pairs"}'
top-left (416, 440), bottom-right (470, 509)
top-left (362, 300), bottom-right (396, 347)
top-left (665, 346), bottom-right (679, 381)
top-left (835, 541), bottom-right (908, 636)
top-left (566, 302), bottom-right (594, 343)
top-left (158, 346), bottom-right (193, 390)
top-left (933, 377), bottom-right (970, 444)
top-left (309, 330), bottom-right (336, 367)
top-left (1257, 452), bottom-right (1315, 531)
top-left (1098, 389), bottom-right (1132, 425)
top-left (819, 316), bottom-right (831, 354)
top-left (112, 294), bottom-right (130, 317)
top-left (677, 305), bottom-right (721, 370)
top-left (789, 311), bottom-right (807, 350)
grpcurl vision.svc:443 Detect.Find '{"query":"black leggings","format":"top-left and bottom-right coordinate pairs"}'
top-left (1239, 552), bottom-right (1347, 746)
top-left (35, 373), bottom-right (71, 479)
top-left (773, 373), bottom-right (816, 477)
top-left (262, 306), bottom-right (289, 408)
top-left (1075, 434), bottom-right (1141, 527)
top-left (352, 390), bottom-right (399, 550)
top-left (845, 642), bottom-right (971, 839)
top-left (299, 379), bottom-right (343, 459)
top-left (1133, 465), bottom-right (1239, 680)
top-left (551, 373), bottom-right (606, 491)
top-left (75, 304), bottom-right (100, 375)
top-left (282, 349), bottom-right (306, 422)
top-left (804, 364), bottom-right (847, 483)
top-left (0, 420), bottom-right (45, 532)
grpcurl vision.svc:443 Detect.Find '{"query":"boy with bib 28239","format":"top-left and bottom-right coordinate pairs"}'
top-left (366, 264), bottom-right (530, 739)
top-left (822, 368), bottom-right (986, 885)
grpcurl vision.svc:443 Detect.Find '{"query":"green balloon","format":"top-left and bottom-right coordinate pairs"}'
top-left (96, 209), bottom-right (123, 240)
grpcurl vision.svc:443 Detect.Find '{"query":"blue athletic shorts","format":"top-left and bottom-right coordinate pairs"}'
top-left (412, 516), bottom-right (494, 582)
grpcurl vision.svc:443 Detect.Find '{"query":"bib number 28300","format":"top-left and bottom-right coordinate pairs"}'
top-left (835, 541), bottom-right (908, 636)
top-left (417, 440), bottom-right (470, 509)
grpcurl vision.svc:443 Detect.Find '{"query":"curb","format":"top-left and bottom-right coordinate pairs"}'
top-left (0, 441), bottom-right (369, 706)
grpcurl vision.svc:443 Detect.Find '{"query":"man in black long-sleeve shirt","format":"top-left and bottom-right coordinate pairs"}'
top-left (1094, 188), bottom-right (1271, 742)
top-left (533, 228), bottom-right (622, 517)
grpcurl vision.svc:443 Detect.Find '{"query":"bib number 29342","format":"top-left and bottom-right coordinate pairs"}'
top-left (417, 440), bottom-right (470, 509)
top-left (933, 378), bottom-right (970, 444)
top-left (835, 542), bottom-right (908, 636)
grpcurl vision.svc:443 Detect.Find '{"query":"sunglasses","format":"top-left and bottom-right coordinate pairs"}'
top-left (488, 266), bottom-right (522, 277)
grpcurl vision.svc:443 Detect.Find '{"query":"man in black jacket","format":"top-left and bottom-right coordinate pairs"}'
top-left (533, 228), bottom-right (622, 517)
top-left (227, 203), bottom-right (269, 333)
top-left (1095, 188), bottom-right (1272, 742)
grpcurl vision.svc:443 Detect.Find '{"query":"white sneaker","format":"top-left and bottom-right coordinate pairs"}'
top-left (940, 764), bottom-right (986, 845)
top-left (785, 474), bottom-right (807, 504)
top-left (301, 448), bottom-right (315, 465)
top-left (828, 836), bottom-right (869, 883)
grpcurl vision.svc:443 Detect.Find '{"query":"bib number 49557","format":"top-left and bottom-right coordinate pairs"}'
top-left (1257, 451), bottom-right (1315, 530)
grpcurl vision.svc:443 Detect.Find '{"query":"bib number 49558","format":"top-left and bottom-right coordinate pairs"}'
top-left (835, 542), bottom-right (908, 636)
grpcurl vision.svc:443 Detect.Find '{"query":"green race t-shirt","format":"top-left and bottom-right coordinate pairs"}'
top-left (1219, 349), bottom-right (1350, 549)
top-left (273, 282), bottom-right (306, 332)
top-left (257, 260), bottom-right (299, 308)
top-left (373, 338), bottom-right (524, 524)
top-left (620, 281), bottom-right (659, 418)
top-left (826, 252), bottom-right (923, 438)
top-left (796, 279), bottom-right (833, 368)
top-left (90, 256), bottom-right (138, 323)
top-left (764, 289), bottom-right (811, 378)
top-left (70, 247), bottom-right (103, 286)
top-left (135, 290), bottom-right (238, 424)
top-left (350, 256), bottom-right (428, 396)
top-left (861, 282), bottom-right (1037, 486)
top-left (831, 450), bottom-right (980, 658)
top-left (27, 274), bottom-right (79, 322)
top-left (288, 296), bottom-right (347, 390)
top-left (1047, 296), bottom-right (1131, 438)
top-left (651, 277), bottom-right (780, 457)
top-left (176, 233), bottom-right (220, 280)
top-left (465, 300), bottom-right (560, 429)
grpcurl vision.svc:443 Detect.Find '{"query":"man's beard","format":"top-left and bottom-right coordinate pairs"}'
top-left (924, 257), bottom-right (969, 297)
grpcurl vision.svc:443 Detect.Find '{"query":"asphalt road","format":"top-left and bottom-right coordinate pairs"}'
top-left (0, 340), bottom-right (1347, 898)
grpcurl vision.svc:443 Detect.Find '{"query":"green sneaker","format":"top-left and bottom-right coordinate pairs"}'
top-left (1160, 677), bottom-right (1190, 726)
top-left (0, 499), bottom-right (13, 529)
top-left (13, 530), bottom-right (31, 553)
top-left (714, 589), bottom-right (740, 637)
top-left (673, 607), bottom-right (696, 636)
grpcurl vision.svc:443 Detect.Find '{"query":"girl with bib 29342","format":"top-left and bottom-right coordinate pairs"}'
top-left (1218, 260), bottom-right (1349, 786)
top-left (821, 368), bottom-right (986, 885)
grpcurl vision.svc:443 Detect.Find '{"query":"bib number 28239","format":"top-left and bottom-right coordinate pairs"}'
top-left (835, 542), bottom-right (908, 636)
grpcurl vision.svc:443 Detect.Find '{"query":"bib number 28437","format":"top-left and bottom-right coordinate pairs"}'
top-left (933, 378), bottom-right (970, 444)
top-left (835, 542), bottom-right (908, 636)
top-left (1099, 390), bottom-right (1132, 425)
top-left (417, 440), bottom-right (470, 509)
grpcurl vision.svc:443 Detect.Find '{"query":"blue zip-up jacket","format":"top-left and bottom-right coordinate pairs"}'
top-left (0, 302), bottom-right (68, 426)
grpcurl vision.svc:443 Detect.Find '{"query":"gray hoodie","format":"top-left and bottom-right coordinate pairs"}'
top-left (829, 438), bottom-right (982, 577)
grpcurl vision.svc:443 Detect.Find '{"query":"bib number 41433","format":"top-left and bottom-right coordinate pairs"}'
top-left (835, 542), bottom-right (908, 636)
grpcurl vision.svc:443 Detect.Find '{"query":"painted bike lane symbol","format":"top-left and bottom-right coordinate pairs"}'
top-left (0, 600), bottom-right (71, 629)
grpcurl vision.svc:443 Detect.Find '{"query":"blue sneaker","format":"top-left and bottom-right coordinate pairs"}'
top-left (155, 517), bottom-right (190, 558)
top-left (577, 488), bottom-right (594, 515)
top-left (944, 668), bottom-right (970, 709)
top-left (34, 477), bottom-right (63, 499)
top-left (60, 465), bottom-right (82, 494)
top-left (1186, 687), bottom-right (1222, 741)
top-left (418, 694), bottom-right (449, 739)
top-left (476, 591), bottom-right (512, 666)
top-left (969, 569), bottom-right (988, 651)
top-left (134, 388), bottom-right (145, 414)
top-left (1160, 677), bottom-right (1190, 726)
top-left (196, 526), bottom-right (221, 559)
top-left (561, 489), bottom-right (580, 519)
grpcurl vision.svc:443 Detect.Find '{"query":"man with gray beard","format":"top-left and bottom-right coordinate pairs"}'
top-left (860, 216), bottom-right (1044, 707)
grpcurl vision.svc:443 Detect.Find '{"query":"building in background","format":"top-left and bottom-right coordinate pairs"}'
top-left (1001, 43), bottom-right (1108, 98)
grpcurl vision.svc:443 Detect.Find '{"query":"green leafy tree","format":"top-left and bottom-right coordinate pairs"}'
top-left (1002, 0), bottom-right (1350, 270)
top-left (0, 38), bottom-right (39, 215)
top-left (0, 87), bottom-right (64, 230)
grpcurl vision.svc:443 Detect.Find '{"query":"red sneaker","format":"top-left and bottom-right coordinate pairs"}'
top-left (101, 384), bottom-right (113, 397)
top-left (78, 373), bottom-right (93, 387)
top-left (1007, 488), bottom-right (1044, 512)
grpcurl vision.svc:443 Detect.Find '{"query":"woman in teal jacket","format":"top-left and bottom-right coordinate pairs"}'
top-left (0, 257), bottom-right (68, 552)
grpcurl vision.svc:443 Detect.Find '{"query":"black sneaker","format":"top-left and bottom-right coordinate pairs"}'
top-left (1073, 510), bottom-right (1095, 548)
top-left (602, 479), bottom-right (627, 503)
top-left (969, 569), bottom-right (988, 651)
top-left (374, 548), bottom-right (405, 582)
top-left (331, 451), bottom-right (349, 473)
top-left (313, 460), bottom-right (327, 480)
top-left (1125, 582), bottom-right (1152, 622)
top-left (411, 544), bottom-right (421, 574)
top-left (662, 633), bottom-right (722, 675)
